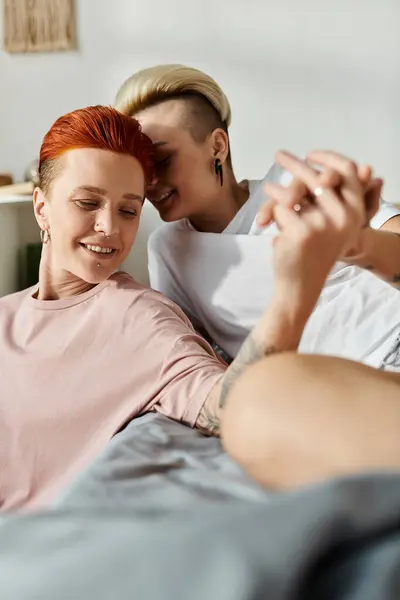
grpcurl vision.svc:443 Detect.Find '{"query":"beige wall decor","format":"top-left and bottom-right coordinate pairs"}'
top-left (4, 0), bottom-right (77, 53)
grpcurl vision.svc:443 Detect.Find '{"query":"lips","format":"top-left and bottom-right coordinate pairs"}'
top-left (153, 189), bottom-right (175, 205)
top-left (84, 244), bottom-right (113, 254)
top-left (80, 243), bottom-right (117, 260)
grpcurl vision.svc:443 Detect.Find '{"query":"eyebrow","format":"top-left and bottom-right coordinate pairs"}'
top-left (71, 186), bottom-right (144, 203)
top-left (123, 193), bottom-right (144, 204)
top-left (73, 185), bottom-right (107, 195)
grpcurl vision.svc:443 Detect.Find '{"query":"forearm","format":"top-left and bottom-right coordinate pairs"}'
top-left (195, 293), bottom-right (314, 436)
top-left (346, 227), bottom-right (400, 289)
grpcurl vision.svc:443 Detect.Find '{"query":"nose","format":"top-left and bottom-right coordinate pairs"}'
top-left (94, 208), bottom-right (120, 237)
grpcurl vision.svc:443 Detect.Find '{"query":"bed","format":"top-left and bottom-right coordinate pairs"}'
top-left (0, 413), bottom-right (399, 599)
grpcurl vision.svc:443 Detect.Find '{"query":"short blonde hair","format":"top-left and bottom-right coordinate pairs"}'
top-left (114, 64), bottom-right (232, 127)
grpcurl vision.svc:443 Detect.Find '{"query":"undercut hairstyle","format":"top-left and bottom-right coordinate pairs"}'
top-left (39, 105), bottom-right (155, 195)
top-left (114, 64), bottom-right (233, 166)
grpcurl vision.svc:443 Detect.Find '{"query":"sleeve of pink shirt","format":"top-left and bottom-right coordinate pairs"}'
top-left (138, 293), bottom-right (226, 427)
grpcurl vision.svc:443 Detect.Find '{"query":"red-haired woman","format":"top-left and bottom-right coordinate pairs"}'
top-left (0, 106), bottom-right (225, 510)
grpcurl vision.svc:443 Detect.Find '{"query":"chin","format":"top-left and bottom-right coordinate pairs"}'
top-left (75, 263), bottom-right (117, 285)
top-left (158, 207), bottom-right (186, 222)
top-left (70, 247), bottom-right (125, 284)
top-left (152, 193), bottom-right (186, 223)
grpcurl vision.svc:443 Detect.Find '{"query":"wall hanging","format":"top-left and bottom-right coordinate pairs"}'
top-left (4, 0), bottom-right (76, 53)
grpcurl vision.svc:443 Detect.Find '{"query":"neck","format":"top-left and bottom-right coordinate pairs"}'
top-left (189, 175), bottom-right (250, 233)
top-left (36, 244), bottom-right (95, 300)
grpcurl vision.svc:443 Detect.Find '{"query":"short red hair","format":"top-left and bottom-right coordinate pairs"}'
top-left (39, 105), bottom-right (154, 193)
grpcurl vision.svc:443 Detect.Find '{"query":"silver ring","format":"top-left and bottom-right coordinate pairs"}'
top-left (313, 187), bottom-right (325, 197)
top-left (293, 198), bottom-right (310, 212)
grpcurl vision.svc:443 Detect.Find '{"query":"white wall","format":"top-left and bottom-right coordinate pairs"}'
top-left (1, 0), bottom-right (399, 289)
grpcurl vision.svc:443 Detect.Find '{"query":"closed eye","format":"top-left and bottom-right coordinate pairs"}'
top-left (75, 200), bottom-right (98, 210)
top-left (155, 156), bottom-right (171, 169)
top-left (75, 200), bottom-right (138, 218)
top-left (120, 208), bottom-right (138, 218)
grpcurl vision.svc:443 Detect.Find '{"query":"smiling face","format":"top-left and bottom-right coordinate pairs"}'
top-left (33, 147), bottom-right (145, 285)
top-left (136, 98), bottom-right (229, 222)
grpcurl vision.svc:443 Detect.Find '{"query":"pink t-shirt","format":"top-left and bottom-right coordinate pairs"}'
top-left (0, 272), bottom-right (225, 511)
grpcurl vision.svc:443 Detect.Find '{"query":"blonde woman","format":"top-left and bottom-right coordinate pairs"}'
top-left (115, 65), bottom-right (400, 373)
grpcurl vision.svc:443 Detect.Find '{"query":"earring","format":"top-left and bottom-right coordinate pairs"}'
top-left (40, 228), bottom-right (50, 244)
top-left (214, 158), bottom-right (224, 187)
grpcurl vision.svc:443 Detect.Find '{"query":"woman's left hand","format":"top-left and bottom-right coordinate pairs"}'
top-left (258, 150), bottom-right (383, 260)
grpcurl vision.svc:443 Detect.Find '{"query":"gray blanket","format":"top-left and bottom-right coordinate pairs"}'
top-left (0, 414), bottom-right (399, 599)
top-left (55, 412), bottom-right (269, 510)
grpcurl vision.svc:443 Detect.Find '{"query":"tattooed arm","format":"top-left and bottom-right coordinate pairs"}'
top-left (195, 297), bottom-right (312, 436)
top-left (344, 217), bottom-right (400, 289)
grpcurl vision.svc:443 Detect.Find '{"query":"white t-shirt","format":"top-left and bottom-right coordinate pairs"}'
top-left (148, 163), bottom-right (400, 368)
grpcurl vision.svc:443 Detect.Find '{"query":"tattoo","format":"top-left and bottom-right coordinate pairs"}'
top-left (389, 233), bottom-right (400, 287)
top-left (391, 273), bottom-right (400, 290)
top-left (196, 404), bottom-right (221, 437)
top-left (379, 334), bottom-right (400, 370)
top-left (196, 337), bottom-right (280, 437)
top-left (219, 333), bottom-right (278, 409)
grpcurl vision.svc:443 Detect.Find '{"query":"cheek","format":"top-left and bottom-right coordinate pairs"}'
top-left (174, 155), bottom-right (209, 188)
top-left (121, 218), bottom-right (140, 249)
top-left (182, 161), bottom-right (214, 196)
top-left (50, 206), bottom-right (94, 244)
